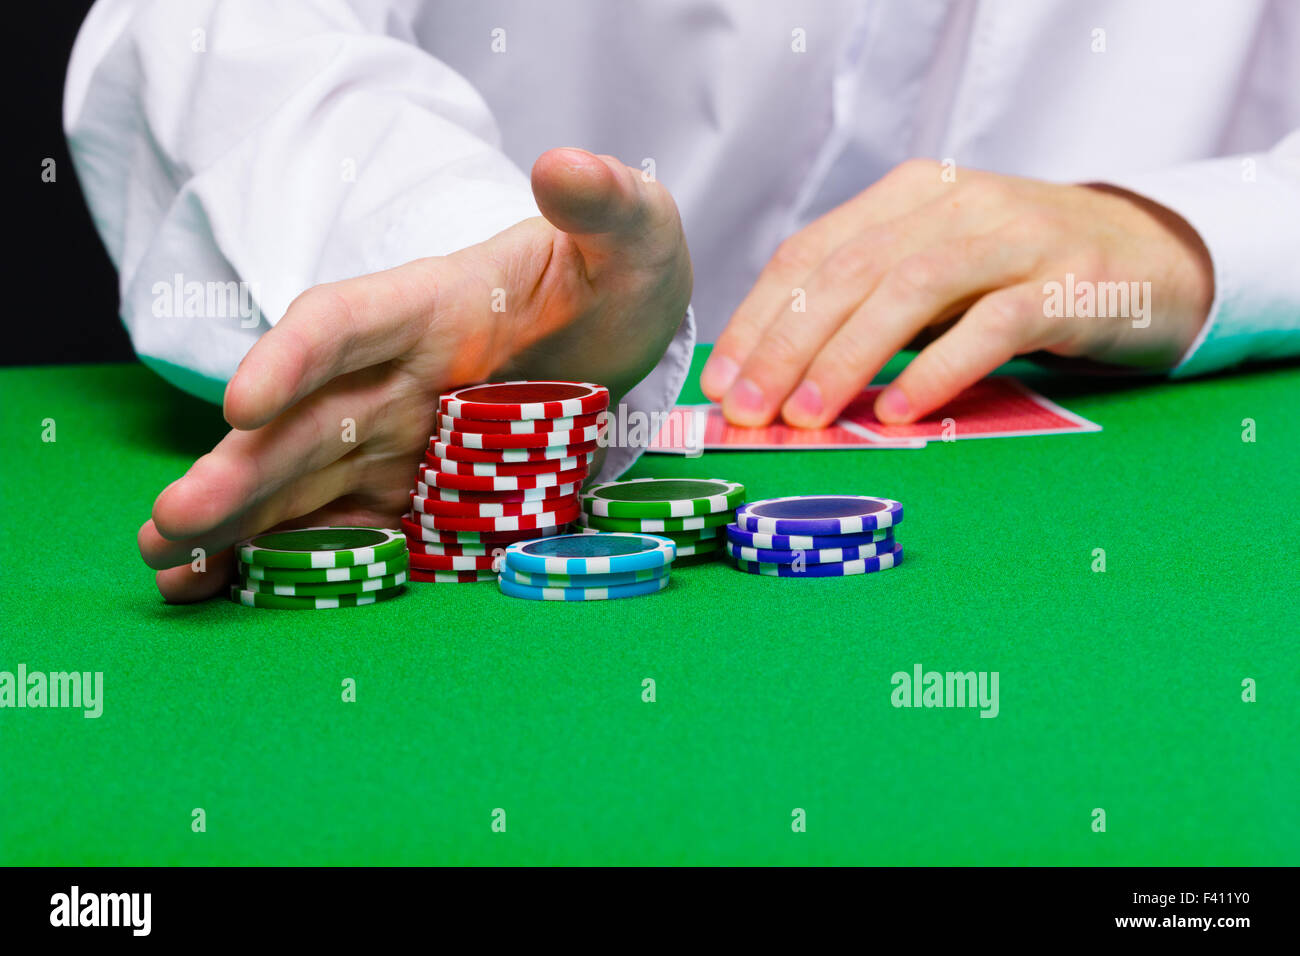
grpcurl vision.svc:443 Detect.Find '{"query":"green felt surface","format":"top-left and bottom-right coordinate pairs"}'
top-left (1, 349), bottom-right (1297, 865)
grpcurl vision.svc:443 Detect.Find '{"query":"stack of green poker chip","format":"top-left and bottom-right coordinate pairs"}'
top-left (577, 478), bottom-right (745, 560)
top-left (232, 527), bottom-right (410, 609)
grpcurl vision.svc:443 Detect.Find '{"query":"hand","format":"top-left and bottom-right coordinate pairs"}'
top-left (141, 148), bottom-right (693, 602)
top-left (700, 160), bottom-right (1213, 427)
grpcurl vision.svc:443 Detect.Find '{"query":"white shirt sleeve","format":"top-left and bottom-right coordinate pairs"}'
top-left (1104, 130), bottom-right (1300, 378)
top-left (63, 0), bottom-right (694, 480)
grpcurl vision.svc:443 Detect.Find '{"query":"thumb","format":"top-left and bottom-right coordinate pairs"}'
top-left (531, 148), bottom-right (658, 250)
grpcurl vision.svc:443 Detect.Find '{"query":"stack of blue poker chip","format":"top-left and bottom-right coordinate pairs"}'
top-left (497, 531), bottom-right (676, 600)
top-left (725, 495), bottom-right (904, 578)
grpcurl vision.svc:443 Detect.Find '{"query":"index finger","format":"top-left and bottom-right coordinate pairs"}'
top-left (701, 159), bottom-right (948, 399)
top-left (785, 233), bottom-right (1038, 427)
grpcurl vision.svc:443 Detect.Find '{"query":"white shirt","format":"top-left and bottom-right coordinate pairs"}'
top-left (66, 0), bottom-right (1300, 476)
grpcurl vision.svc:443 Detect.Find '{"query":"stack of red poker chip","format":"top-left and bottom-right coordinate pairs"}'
top-left (399, 381), bottom-right (611, 582)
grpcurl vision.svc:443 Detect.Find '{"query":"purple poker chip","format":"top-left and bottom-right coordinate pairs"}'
top-left (734, 496), bottom-right (903, 536)
top-left (723, 537), bottom-right (897, 565)
top-left (724, 523), bottom-right (893, 552)
top-left (730, 543), bottom-right (904, 577)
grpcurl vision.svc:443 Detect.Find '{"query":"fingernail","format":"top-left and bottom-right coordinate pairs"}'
top-left (702, 354), bottom-right (739, 395)
top-left (876, 386), bottom-right (910, 422)
top-left (728, 378), bottom-right (766, 415)
top-left (787, 381), bottom-right (824, 420)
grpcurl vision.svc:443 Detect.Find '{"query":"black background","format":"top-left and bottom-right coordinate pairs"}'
top-left (11, 0), bottom-right (130, 366)
top-left (0, 866), bottom-right (1283, 942)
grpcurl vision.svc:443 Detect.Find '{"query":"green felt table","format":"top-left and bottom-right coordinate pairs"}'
top-left (1, 347), bottom-right (1296, 866)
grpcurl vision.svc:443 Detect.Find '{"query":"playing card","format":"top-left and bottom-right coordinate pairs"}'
top-left (647, 378), bottom-right (1099, 453)
top-left (840, 378), bottom-right (1101, 441)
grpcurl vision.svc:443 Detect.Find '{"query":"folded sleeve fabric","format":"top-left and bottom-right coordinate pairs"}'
top-left (64, 0), bottom-right (694, 481)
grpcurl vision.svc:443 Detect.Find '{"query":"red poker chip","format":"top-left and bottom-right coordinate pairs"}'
top-left (429, 438), bottom-right (600, 463)
top-left (409, 503), bottom-right (580, 533)
top-left (414, 465), bottom-right (591, 492)
top-left (439, 381), bottom-right (610, 421)
top-left (400, 513), bottom-right (564, 544)
top-left (404, 531), bottom-right (550, 548)
top-left (408, 568), bottom-right (497, 584)
top-left (414, 480), bottom-right (579, 503)
top-left (410, 491), bottom-right (579, 518)
top-left (405, 539), bottom-right (507, 557)
top-left (438, 411), bottom-right (604, 435)
top-left (439, 423), bottom-right (604, 450)
top-left (408, 551), bottom-right (501, 571)
top-left (421, 452), bottom-right (594, 477)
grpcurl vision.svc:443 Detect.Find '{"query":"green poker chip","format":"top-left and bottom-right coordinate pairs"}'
top-left (238, 527), bottom-right (407, 569)
top-left (237, 570), bottom-right (408, 597)
top-left (578, 510), bottom-right (733, 533)
top-left (671, 537), bottom-right (723, 558)
top-left (229, 583), bottom-right (407, 610)
top-left (580, 478), bottom-right (745, 519)
top-left (240, 553), bottom-right (409, 584)
top-left (652, 526), bottom-right (723, 546)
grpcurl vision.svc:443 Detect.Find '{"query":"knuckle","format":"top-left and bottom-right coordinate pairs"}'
top-left (1070, 248), bottom-right (1108, 282)
top-left (290, 284), bottom-right (344, 321)
top-left (978, 290), bottom-right (1031, 339)
top-left (754, 325), bottom-right (806, 368)
top-left (768, 237), bottom-right (819, 276)
top-left (970, 175), bottom-right (1013, 205)
top-left (999, 210), bottom-right (1057, 245)
top-left (824, 238), bottom-right (881, 281)
top-left (188, 450), bottom-right (241, 492)
top-left (288, 284), bottom-right (353, 342)
top-left (276, 322), bottom-right (320, 385)
top-left (298, 285), bottom-right (358, 363)
top-left (712, 327), bottom-right (750, 358)
top-left (715, 311), bottom-right (767, 354)
top-left (888, 253), bottom-right (946, 298)
top-left (891, 158), bottom-right (941, 184)
top-left (910, 344), bottom-right (960, 394)
top-left (993, 220), bottom-right (1033, 250)
top-left (810, 340), bottom-right (863, 388)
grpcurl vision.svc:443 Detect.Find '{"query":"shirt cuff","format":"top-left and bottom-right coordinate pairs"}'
top-left (1102, 134), bottom-right (1300, 378)
top-left (595, 305), bottom-right (698, 482)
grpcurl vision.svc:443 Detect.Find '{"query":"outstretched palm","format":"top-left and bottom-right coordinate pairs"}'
top-left (141, 149), bottom-right (693, 601)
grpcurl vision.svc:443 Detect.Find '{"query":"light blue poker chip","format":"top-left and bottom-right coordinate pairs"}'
top-left (497, 574), bottom-right (671, 601)
top-left (499, 564), bottom-right (669, 589)
top-left (501, 532), bottom-right (676, 576)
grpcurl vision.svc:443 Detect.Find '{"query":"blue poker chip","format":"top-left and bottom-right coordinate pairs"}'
top-left (724, 523), bottom-right (893, 552)
top-left (723, 538), bottom-right (896, 564)
top-left (498, 563), bottom-right (668, 589)
top-left (734, 495), bottom-right (903, 536)
top-left (730, 543), bottom-right (903, 577)
top-left (502, 532), bottom-right (676, 575)
top-left (498, 574), bottom-right (671, 601)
